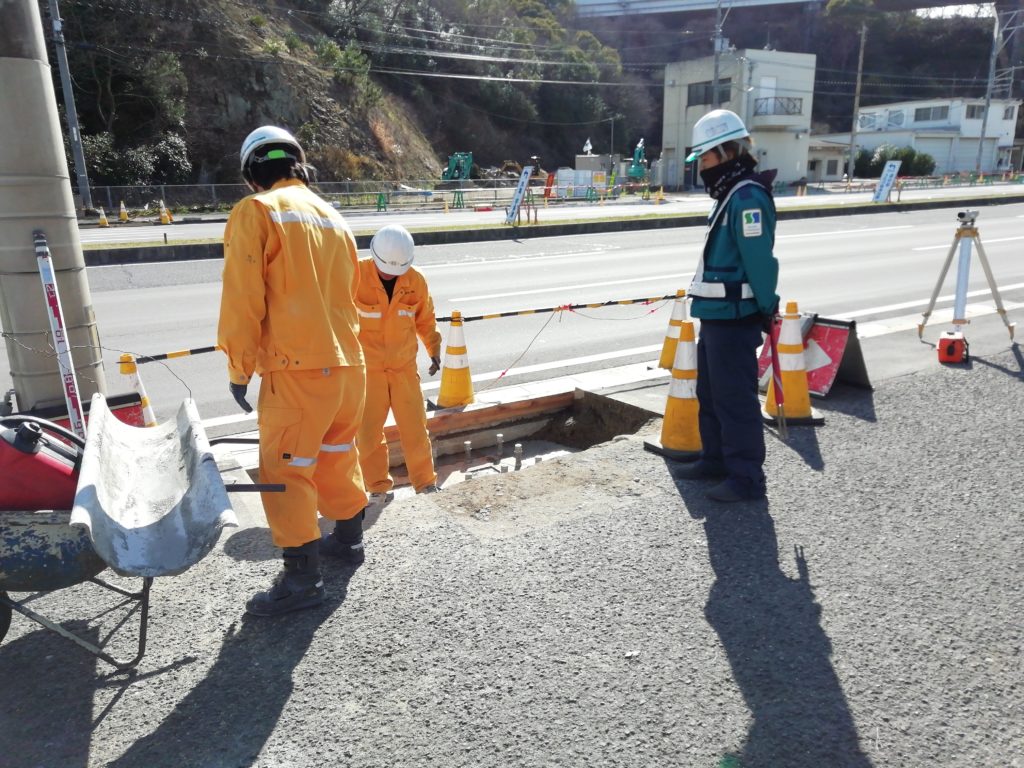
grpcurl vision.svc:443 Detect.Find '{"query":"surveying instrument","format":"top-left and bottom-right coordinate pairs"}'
top-left (917, 210), bottom-right (1016, 363)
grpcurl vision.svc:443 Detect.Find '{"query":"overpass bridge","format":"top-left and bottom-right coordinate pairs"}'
top-left (574, 0), bottom-right (990, 17)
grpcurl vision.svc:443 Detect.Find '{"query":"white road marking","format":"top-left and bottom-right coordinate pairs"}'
top-left (776, 225), bottom-right (913, 240)
top-left (837, 282), bottom-right (1024, 319)
top-left (453, 273), bottom-right (691, 302)
top-left (913, 236), bottom-right (1024, 251)
top-left (419, 344), bottom-right (664, 391)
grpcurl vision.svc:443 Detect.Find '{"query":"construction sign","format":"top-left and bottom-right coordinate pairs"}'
top-left (758, 315), bottom-right (871, 397)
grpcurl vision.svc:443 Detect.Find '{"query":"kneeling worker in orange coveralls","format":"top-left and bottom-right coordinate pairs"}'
top-left (356, 224), bottom-right (443, 504)
top-left (218, 125), bottom-right (368, 617)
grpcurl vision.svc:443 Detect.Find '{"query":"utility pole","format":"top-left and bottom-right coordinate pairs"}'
top-left (712, 0), bottom-right (724, 108)
top-left (47, 0), bottom-right (92, 211)
top-left (0, 0), bottom-right (106, 412)
top-left (846, 22), bottom-right (867, 190)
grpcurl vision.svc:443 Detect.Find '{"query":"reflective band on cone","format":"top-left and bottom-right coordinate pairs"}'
top-left (437, 310), bottom-right (474, 408)
top-left (764, 301), bottom-right (824, 426)
top-left (658, 289), bottom-right (687, 370)
top-left (644, 320), bottom-right (701, 461)
top-left (118, 353), bottom-right (158, 427)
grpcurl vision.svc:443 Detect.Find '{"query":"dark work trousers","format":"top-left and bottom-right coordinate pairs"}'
top-left (695, 318), bottom-right (766, 495)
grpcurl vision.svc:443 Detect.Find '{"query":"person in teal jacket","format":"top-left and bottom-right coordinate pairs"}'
top-left (676, 109), bottom-right (780, 502)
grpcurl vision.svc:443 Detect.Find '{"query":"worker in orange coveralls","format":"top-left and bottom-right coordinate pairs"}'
top-left (356, 224), bottom-right (443, 504)
top-left (218, 125), bottom-right (368, 618)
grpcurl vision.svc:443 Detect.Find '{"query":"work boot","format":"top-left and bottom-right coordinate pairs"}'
top-left (319, 511), bottom-right (366, 565)
top-left (245, 541), bottom-right (325, 617)
top-left (706, 479), bottom-right (766, 503)
top-left (418, 484), bottom-right (441, 494)
top-left (367, 491), bottom-right (394, 506)
top-left (674, 460), bottom-right (728, 481)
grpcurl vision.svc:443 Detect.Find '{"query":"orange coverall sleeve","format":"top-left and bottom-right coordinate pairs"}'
top-left (218, 199), bottom-right (270, 385)
top-left (416, 284), bottom-right (442, 359)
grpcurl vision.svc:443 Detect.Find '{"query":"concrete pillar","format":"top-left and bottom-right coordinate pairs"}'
top-left (0, 0), bottom-right (106, 411)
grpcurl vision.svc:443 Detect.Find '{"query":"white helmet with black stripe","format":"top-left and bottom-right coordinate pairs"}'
top-left (370, 224), bottom-right (415, 277)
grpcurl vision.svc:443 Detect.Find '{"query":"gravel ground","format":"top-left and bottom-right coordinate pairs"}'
top-left (1, 348), bottom-right (1022, 768)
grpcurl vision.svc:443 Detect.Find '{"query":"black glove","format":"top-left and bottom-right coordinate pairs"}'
top-left (229, 382), bottom-right (253, 413)
top-left (428, 356), bottom-right (441, 376)
top-left (760, 309), bottom-right (778, 336)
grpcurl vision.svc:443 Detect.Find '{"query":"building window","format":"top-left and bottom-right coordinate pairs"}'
top-left (858, 113), bottom-right (877, 130)
top-left (808, 160), bottom-right (819, 172)
top-left (687, 78), bottom-right (731, 106)
top-left (914, 106), bottom-right (949, 122)
top-left (754, 97), bottom-right (803, 116)
top-left (887, 110), bottom-right (905, 127)
top-left (1004, 105), bottom-right (1016, 120)
top-left (966, 104), bottom-right (985, 119)
top-left (827, 159), bottom-right (839, 175)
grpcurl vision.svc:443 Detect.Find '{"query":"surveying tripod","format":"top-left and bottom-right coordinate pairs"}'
top-left (917, 210), bottom-right (1016, 362)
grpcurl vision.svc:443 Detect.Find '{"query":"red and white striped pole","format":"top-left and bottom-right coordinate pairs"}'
top-left (33, 230), bottom-right (86, 439)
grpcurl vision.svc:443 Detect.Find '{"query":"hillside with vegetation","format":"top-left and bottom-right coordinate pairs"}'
top-left (50, 0), bottom-right (996, 186)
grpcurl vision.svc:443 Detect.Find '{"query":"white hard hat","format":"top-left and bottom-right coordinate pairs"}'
top-left (370, 224), bottom-right (415, 277)
top-left (686, 109), bottom-right (750, 162)
top-left (239, 125), bottom-right (303, 171)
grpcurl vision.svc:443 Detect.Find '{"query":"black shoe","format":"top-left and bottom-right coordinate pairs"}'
top-left (246, 541), bottom-right (325, 617)
top-left (418, 484), bottom-right (441, 494)
top-left (319, 512), bottom-right (365, 565)
top-left (706, 480), bottom-right (765, 503)
top-left (675, 461), bottom-right (728, 481)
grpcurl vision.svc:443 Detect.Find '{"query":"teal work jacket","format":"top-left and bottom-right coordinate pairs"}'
top-left (690, 179), bottom-right (780, 320)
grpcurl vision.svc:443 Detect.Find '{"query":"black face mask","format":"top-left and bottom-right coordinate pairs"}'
top-left (700, 153), bottom-right (758, 200)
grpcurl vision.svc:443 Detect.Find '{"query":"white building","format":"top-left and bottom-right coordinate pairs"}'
top-left (816, 98), bottom-right (1022, 175)
top-left (660, 49), bottom-right (816, 188)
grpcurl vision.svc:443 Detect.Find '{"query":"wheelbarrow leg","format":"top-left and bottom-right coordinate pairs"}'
top-left (1, 577), bottom-right (152, 671)
top-left (0, 592), bottom-right (11, 643)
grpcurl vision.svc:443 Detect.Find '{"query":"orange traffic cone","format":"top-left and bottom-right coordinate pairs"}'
top-left (119, 200), bottom-right (129, 222)
top-left (658, 289), bottom-right (687, 369)
top-left (159, 200), bottom-right (171, 225)
top-left (643, 319), bottom-right (701, 461)
top-left (98, 207), bottom-right (109, 227)
top-left (764, 301), bottom-right (824, 426)
top-left (437, 311), bottom-right (474, 408)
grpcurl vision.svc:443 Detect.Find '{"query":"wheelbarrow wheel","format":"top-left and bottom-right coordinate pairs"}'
top-left (0, 592), bottom-right (11, 644)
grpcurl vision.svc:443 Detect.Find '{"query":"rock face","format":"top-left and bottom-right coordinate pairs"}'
top-left (62, 0), bottom-right (442, 183)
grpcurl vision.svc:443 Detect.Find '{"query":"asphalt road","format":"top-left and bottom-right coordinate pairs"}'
top-left (4, 202), bottom-right (1024, 430)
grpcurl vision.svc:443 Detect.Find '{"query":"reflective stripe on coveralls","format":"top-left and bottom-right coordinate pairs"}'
top-left (286, 441), bottom-right (353, 466)
top-left (355, 259), bottom-right (442, 493)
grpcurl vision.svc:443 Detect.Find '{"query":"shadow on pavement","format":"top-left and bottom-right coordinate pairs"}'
top-left (105, 563), bottom-right (359, 768)
top-left (812, 383), bottom-right (878, 423)
top-left (0, 620), bottom-right (99, 768)
top-left (766, 424), bottom-right (825, 472)
top-left (668, 470), bottom-right (873, 767)
top-left (972, 342), bottom-right (1023, 379)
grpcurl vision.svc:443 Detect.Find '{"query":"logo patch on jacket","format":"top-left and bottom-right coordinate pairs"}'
top-left (742, 209), bottom-right (763, 238)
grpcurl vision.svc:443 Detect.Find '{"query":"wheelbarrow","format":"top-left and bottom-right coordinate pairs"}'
top-left (0, 394), bottom-right (264, 670)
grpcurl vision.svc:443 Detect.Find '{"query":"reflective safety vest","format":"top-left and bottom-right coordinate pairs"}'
top-left (689, 179), bottom-right (779, 321)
